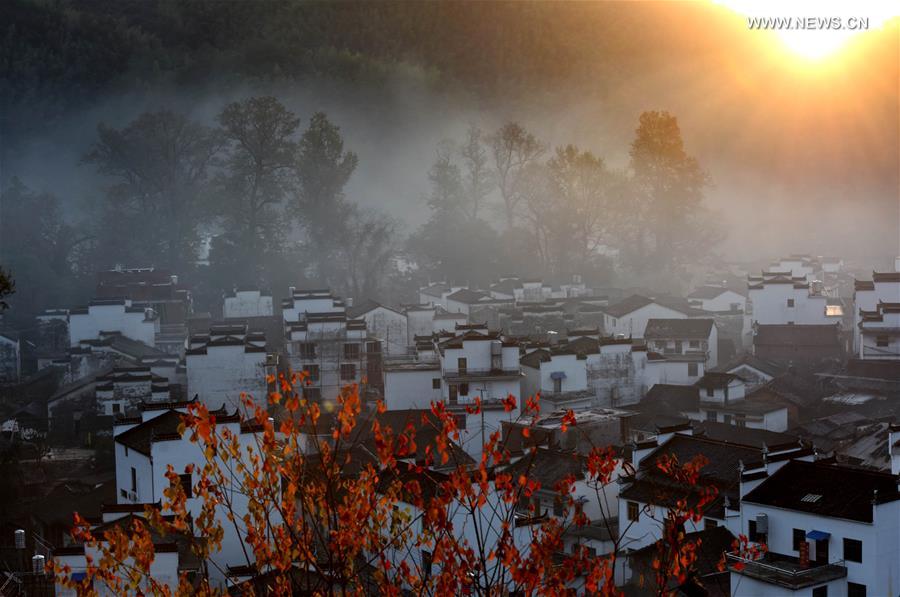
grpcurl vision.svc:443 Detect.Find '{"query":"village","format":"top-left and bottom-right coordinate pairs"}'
top-left (0, 254), bottom-right (898, 595)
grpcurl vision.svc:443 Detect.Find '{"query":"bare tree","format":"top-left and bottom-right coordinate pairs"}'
top-left (488, 122), bottom-right (545, 230)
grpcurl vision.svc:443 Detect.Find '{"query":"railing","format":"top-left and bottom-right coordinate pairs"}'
top-left (443, 367), bottom-right (521, 378)
top-left (726, 552), bottom-right (845, 578)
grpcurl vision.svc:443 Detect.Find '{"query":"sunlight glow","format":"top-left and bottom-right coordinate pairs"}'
top-left (715, 0), bottom-right (897, 61)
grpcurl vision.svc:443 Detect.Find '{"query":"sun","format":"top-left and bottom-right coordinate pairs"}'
top-left (776, 29), bottom-right (857, 61)
top-left (714, 0), bottom-right (897, 62)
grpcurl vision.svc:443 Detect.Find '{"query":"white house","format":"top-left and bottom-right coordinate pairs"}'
top-left (643, 318), bottom-right (718, 370)
top-left (95, 365), bottom-right (171, 416)
top-left (731, 459), bottom-right (900, 597)
top-left (857, 301), bottom-right (900, 360)
top-left (109, 400), bottom-right (274, 586)
top-left (692, 372), bottom-right (789, 432)
top-left (348, 299), bottom-right (409, 356)
top-left (186, 323), bottom-right (271, 411)
top-left (601, 295), bottom-right (705, 339)
top-left (687, 286), bottom-right (746, 313)
top-left (618, 432), bottom-right (810, 552)
top-left (853, 270), bottom-right (900, 359)
top-left (381, 325), bottom-right (522, 457)
top-left (747, 273), bottom-right (840, 326)
top-left (68, 298), bottom-right (159, 347)
top-left (282, 288), bottom-right (380, 402)
top-left (223, 287), bottom-right (273, 319)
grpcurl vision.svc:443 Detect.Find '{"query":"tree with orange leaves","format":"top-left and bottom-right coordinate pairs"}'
top-left (54, 373), bottom-right (727, 596)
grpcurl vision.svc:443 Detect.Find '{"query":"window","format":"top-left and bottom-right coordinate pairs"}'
top-left (298, 342), bottom-right (316, 359)
top-left (366, 340), bottom-right (381, 354)
top-left (812, 586), bottom-right (827, 597)
top-left (704, 519), bottom-right (718, 530)
top-left (843, 538), bottom-right (862, 563)
top-left (340, 363), bottom-right (356, 380)
top-left (688, 363), bottom-right (698, 377)
top-left (706, 387), bottom-right (714, 398)
top-left (689, 340), bottom-right (700, 349)
top-left (459, 383), bottom-right (469, 397)
top-left (432, 378), bottom-right (441, 390)
top-left (303, 365), bottom-right (320, 382)
top-left (706, 410), bottom-right (717, 422)
top-left (723, 414), bottom-right (732, 425)
top-left (343, 343), bottom-right (360, 360)
top-left (787, 298), bottom-right (795, 307)
top-left (458, 357), bottom-right (467, 373)
top-left (130, 467), bottom-right (137, 492)
top-left (112, 403), bottom-right (121, 414)
top-left (627, 501), bottom-right (639, 522)
top-left (876, 335), bottom-right (889, 347)
top-left (748, 519), bottom-right (766, 542)
top-left (303, 387), bottom-right (321, 402)
top-left (735, 414), bottom-right (746, 428)
top-left (553, 377), bottom-right (562, 393)
top-left (848, 582), bottom-right (866, 597)
top-left (179, 473), bottom-right (193, 498)
top-left (553, 498), bottom-right (564, 517)
top-left (793, 528), bottom-right (806, 551)
top-left (674, 341), bottom-right (683, 353)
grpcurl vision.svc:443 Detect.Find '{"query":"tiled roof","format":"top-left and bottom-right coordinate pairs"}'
top-left (114, 410), bottom-right (184, 456)
top-left (694, 372), bottom-right (742, 390)
top-left (601, 295), bottom-right (654, 318)
top-left (754, 324), bottom-right (841, 347)
top-left (688, 286), bottom-right (733, 300)
top-left (445, 288), bottom-right (490, 304)
top-left (743, 460), bottom-right (900, 522)
top-left (640, 384), bottom-right (700, 414)
top-left (644, 318), bottom-right (715, 339)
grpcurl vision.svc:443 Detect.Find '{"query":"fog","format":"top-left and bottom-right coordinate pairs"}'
top-left (1, 1), bottom-right (897, 318)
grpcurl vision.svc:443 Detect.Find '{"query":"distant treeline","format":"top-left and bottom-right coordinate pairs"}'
top-left (0, 91), bottom-right (717, 321)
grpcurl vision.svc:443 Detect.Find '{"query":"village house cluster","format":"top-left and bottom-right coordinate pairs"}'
top-left (1, 255), bottom-right (899, 595)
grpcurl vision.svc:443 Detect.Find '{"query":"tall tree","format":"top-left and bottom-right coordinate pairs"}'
top-left (458, 125), bottom-right (494, 220)
top-left (518, 147), bottom-right (614, 279)
top-left (628, 111), bottom-right (710, 270)
top-left (339, 206), bottom-right (397, 300)
top-left (216, 96), bottom-right (300, 280)
top-left (488, 122), bottom-right (544, 230)
top-left (425, 140), bottom-right (465, 216)
top-left (0, 179), bottom-right (90, 317)
top-left (83, 110), bottom-right (222, 271)
top-left (293, 112), bottom-right (359, 284)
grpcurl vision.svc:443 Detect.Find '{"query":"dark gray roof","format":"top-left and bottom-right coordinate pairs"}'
top-left (640, 384), bottom-right (700, 414)
top-left (754, 324), bottom-right (841, 347)
top-left (695, 372), bottom-right (742, 390)
top-left (644, 318), bottom-right (715, 339)
top-left (688, 286), bottom-right (738, 300)
top-left (693, 421), bottom-right (800, 449)
top-left (602, 295), bottom-right (655, 318)
top-left (445, 288), bottom-right (490, 304)
top-left (743, 460), bottom-right (900, 522)
top-left (114, 410), bottom-right (183, 456)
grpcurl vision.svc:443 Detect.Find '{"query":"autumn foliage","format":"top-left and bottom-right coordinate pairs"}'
top-left (55, 373), bottom-right (727, 595)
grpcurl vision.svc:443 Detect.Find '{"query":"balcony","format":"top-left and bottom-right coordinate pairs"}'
top-left (726, 552), bottom-right (846, 590)
top-left (443, 367), bottom-right (522, 382)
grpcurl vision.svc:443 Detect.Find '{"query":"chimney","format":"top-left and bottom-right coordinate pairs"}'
top-left (14, 529), bottom-right (25, 549)
top-left (32, 554), bottom-right (45, 575)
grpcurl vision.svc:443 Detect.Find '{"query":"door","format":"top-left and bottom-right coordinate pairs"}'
top-left (449, 384), bottom-right (458, 405)
top-left (815, 539), bottom-right (829, 565)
